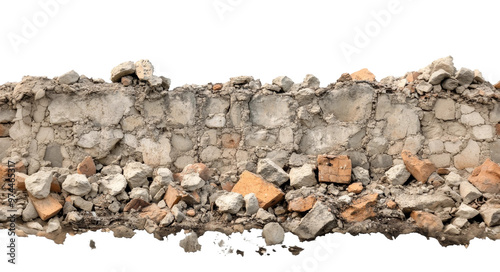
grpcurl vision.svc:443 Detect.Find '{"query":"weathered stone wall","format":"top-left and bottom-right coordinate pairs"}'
top-left (1, 57), bottom-right (500, 185)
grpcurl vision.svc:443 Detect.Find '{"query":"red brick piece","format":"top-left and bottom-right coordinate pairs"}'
top-left (288, 195), bottom-right (317, 212)
top-left (77, 156), bottom-right (96, 177)
top-left (468, 159), bottom-right (500, 194)
top-left (232, 171), bottom-right (284, 209)
top-left (164, 185), bottom-right (183, 209)
top-left (341, 193), bottom-right (378, 222)
top-left (29, 194), bottom-right (63, 221)
top-left (317, 155), bottom-right (352, 184)
top-left (401, 150), bottom-right (436, 183)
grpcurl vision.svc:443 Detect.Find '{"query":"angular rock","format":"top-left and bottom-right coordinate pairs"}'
top-left (456, 203), bottom-right (479, 219)
top-left (441, 78), bottom-right (459, 91)
top-left (445, 172), bottom-right (465, 187)
top-left (416, 82), bottom-right (433, 93)
top-left (179, 163), bottom-right (211, 181)
top-left (77, 156), bottom-right (96, 177)
top-left (123, 161), bottom-right (153, 189)
top-left (110, 61), bottom-right (135, 82)
top-left (72, 196), bottom-right (93, 211)
top-left (293, 202), bottom-right (336, 240)
top-left (215, 192), bottom-right (244, 214)
top-left (384, 164), bottom-right (411, 185)
top-left (479, 201), bottom-right (500, 227)
top-left (395, 193), bottom-right (455, 213)
top-left (99, 174), bottom-right (127, 196)
top-left (171, 205), bottom-right (185, 222)
top-left (401, 150), bottom-right (436, 183)
top-left (289, 164), bottom-right (317, 188)
top-left (459, 180), bottom-right (482, 204)
top-left (179, 232), bottom-right (201, 253)
top-left (25, 171), bottom-right (53, 199)
top-left (164, 185), bottom-right (183, 209)
top-left (46, 217), bottom-right (61, 233)
top-left (351, 68), bottom-right (375, 81)
top-left (410, 211), bottom-right (444, 234)
top-left (455, 67), bottom-right (474, 87)
top-left (302, 74), bottom-right (320, 89)
top-left (288, 195), bottom-right (316, 212)
top-left (159, 212), bottom-right (174, 227)
top-left (58, 70), bottom-right (79, 85)
top-left (22, 200), bottom-right (38, 221)
top-left (29, 194), bottom-right (63, 221)
top-left (429, 69), bottom-right (450, 85)
top-left (139, 204), bottom-right (167, 224)
top-left (112, 226), bottom-right (135, 238)
top-left (272, 76), bottom-right (294, 92)
top-left (341, 193), bottom-right (378, 222)
top-left (444, 224), bottom-right (461, 235)
top-left (101, 165), bottom-right (122, 176)
top-left (468, 159), bottom-right (500, 194)
top-left (317, 155), bottom-right (352, 184)
top-left (232, 171), bottom-right (284, 209)
top-left (130, 188), bottom-right (151, 202)
top-left (181, 173), bottom-right (205, 191)
top-left (62, 174), bottom-right (91, 196)
top-left (262, 222), bottom-right (285, 246)
top-left (256, 208), bottom-right (276, 221)
top-left (257, 158), bottom-right (289, 186)
top-left (135, 59), bottom-right (154, 81)
top-left (244, 193), bottom-right (259, 215)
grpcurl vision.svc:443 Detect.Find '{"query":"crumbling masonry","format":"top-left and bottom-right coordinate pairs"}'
top-left (2, 56), bottom-right (500, 250)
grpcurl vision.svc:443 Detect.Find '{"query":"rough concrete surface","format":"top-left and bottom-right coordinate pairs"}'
top-left (2, 56), bottom-right (500, 253)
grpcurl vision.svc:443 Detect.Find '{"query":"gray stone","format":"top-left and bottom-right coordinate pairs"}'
top-left (416, 82), bottom-right (433, 93)
top-left (491, 141), bottom-right (500, 164)
top-left (135, 59), bottom-right (154, 80)
top-left (445, 141), bottom-right (461, 155)
top-left (474, 69), bottom-right (485, 83)
top-left (441, 78), bottom-right (459, 91)
top-left (110, 61), bottom-right (135, 82)
top-left (300, 125), bottom-right (360, 155)
top-left (262, 222), bottom-right (285, 245)
top-left (472, 125), bottom-right (493, 140)
top-left (44, 144), bottom-right (63, 167)
top-left (22, 201), bottom-right (38, 221)
top-left (181, 173), bottom-right (205, 191)
top-left (429, 69), bottom-right (450, 85)
top-left (26, 221), bottom-right (44, 231)
top-left (256, 158), bottom-right (289, 186)
top-left (256, 208), bottom-right (276, 221)
top-left (0, 138), bottom-right (12, 161)
top-left (293, 202), bottom-right (336, 240)
top-left (166, 92), bottom-right (196, 126)
top-left (73, 197), bottom-right (93, 212)
top-left (430, 56), bottom-right (456, 75)
top-left (455, 68), bottom-right (474, 87)
top-left (58, 70), bottom-right (79, 85)
top-left (434, 98), bottom-right (455, 120)
top-left (62, 174), bottom-right (91, 196)
top-left (428, 140), bottom-right (444, 154)
top-left (230, 75), bottom-right (253, 85)
top-left (459, 181), bottom-right (482, 204)
top-left (479, 202), bottom-right (500, 227)
top-left (272, 76), bottom-right (294, 92)
top-left (249, 95), bottom-right (293, 128)
top-left (452, 217), bottom-right (468, 228)
top-left (172, 205), bottom-right (185, 222)
top-left (319, 84), bottom-right (374, 122)
top-left (445, 172), bottom-right (464, 187)
top-left (370, 154), bottom-right (393, 169)
top-left (245, 130), bottom-right (277, 147)
top-left (129, 188), bottom-right (150, 202)
top-left (65, 211), bottom-right (82, 223)
top-left (123, 162), bottom-right (153, 189)
top-left (381, 105), bottom-right (420, 140)
top-left (46, 217), bottom-right (61, 233)
top-left (429, 154), bottom-right (451, 168)
top-left (108, 202), bottom-right (120, 213)
top-left (159, 212), bottom-right (174, 227)
top-left (0, 109), bottom-right (16, 123)
top-left (139, 136), bottom-right (172, 167)
top-left (302, 74), bottom-right (320, 89)
top-left (490, 103), bottom-right (500, 123)
top-left (25, 171), bottom-right (53, 199)
top-left (385, 164), bottom-right (411, 186)
top-left (99, 174), bottom-right (127, 196)
top-left (215, 192), bottom-right (244, 214)
top-left (366, 137), bottom-right (388, 156)
top-left (63, 202), bottom-right (77, 215)
top-left (244, 193), bottom-right (259, 215)
top-left (460, 112), bottom-right (485, 126)
top-left (147, 76), bottom-right (162, 87)
top-left (179, 232), bottom-right (202, 253)
top-left (395, 193), bottom-right (455, 213)
top-left (454, 140), bottom-right (480, 169)
top-left (444, 224), bottom-right (461, 235)
top-left (456, 203), bottom-right (479, 219)
top-left (352, 166), bottom-right (370, 185)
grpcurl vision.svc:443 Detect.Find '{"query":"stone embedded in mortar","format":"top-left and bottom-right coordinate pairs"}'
top-left (454, 140), bottom-right (480, 169)
top-left (401, 150), bottom-right (436, 183)
top-left (272, 76), bottom-right (294, 92)
top-left (317, 155), bottom-right (352, 184)
top-left (468, 159), bottom-right (500, 194)
top-left (231, 170), bottom-right (284, 209)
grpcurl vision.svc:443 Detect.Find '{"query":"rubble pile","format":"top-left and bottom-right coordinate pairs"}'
top-left (1, 56), bottom-right (500, 251)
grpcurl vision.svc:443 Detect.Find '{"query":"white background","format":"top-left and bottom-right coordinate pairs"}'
top-left (1, 0), bottom-right (500, 271)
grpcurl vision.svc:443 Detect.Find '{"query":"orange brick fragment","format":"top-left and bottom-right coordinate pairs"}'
top-left (231, 170), bottom-right (284, 209)
top-left (29, 194), bottom-right (63, 221)
top-left (351, 68), bottom-right (376, 81)
top-left (401, 150), bottom-right (436, 183)
top-left (164, 185), bottom-right (183, 209)
top-left (288, 195), bottom-right (317, 212)
top-left (341, 193), bottom-right (378, 222)
top-left (468, 159), bottom-right (500, 194)
top-left (77, 156), bottom-right (96, 177)
top-left (410, 211), bottom-right (444, 233)
top-left (347, 182), bottom-right (363, 194)
top-left (317, 155), bottom-right (352, 184)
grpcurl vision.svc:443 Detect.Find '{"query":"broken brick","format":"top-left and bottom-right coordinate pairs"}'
top-left (288, 195), bottom-right (317, 212)
top-left (468, 158), bottom-right (500, 194)
top-left (341, 193), bottom-right (378, 222)
top-left (347, 182), bottom-right (363, 194)
top-left (213, 83), bottom-right (223, 91)
top-left (406, 71), bottom-right (421, 83)
top-left (164, 185), bottom-right (183, 209)
top-left (401, 150), bottom-right (436, 183)
top-left (350, 68), bottom-right (376, 81)
top-left (29, 194), bottom-right (63, 221)
top-left (77, 156), bottom-right (96, 177)
top-left (181, 191), bottom-right (201, 206)
top-left (123, 198), bottom-right (151, 212)
top-left (139, 204), bottom-right (167, 224)
top-left (410, 211), bottom-right (444, 234)
top-left (231, 170), bottom-right (284, 209)
top-left (317, 155), bottom-right (352, 184)
top-left (386, 200), bottom-right (397, 209)
top-left (177, 163), bottom-right (211, 181)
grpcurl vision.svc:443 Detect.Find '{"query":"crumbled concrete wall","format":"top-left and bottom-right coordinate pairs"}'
top-left (1, 57), bottom-right (499, 181)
